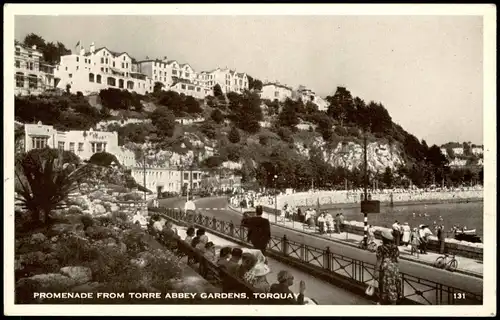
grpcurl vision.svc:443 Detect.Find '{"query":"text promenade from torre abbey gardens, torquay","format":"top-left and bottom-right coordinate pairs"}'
top-left (4, 4), bottom-right (496, 318)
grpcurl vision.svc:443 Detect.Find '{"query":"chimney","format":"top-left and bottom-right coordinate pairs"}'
top-left (80, 46), bottom-right (85, 56)
top-left (90, 42), bottom-right (95, 54)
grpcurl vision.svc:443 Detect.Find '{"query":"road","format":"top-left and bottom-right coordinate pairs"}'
top-left (159, 196), bottom-right (482, 298)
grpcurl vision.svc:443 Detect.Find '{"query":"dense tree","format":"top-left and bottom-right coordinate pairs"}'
top-left (99, 88), bottom-right (143, 112)
top-left (383, 167), bottom-right (393, 188)
top-left (150, 107), bottom-right (176, 137)
top-left (213, 84), bottom-right (224, 98)
top-left (200, 121), bottom-right (217, 139)
top-left (277, 98), bottom-right (299, 130)
top-left (185, 96), bottom-right (203, 114)
top-left (22, 33), bottom-right (71, 65)
top-left (153, 82), bottom-right (165, 94)
top-left (227, 91), bottom-right (262, 133)
top-left (247, 75), bottom-right (263, 91)
top-left (311, 112), bottom-right (333, 141)
top-left (210, 109), bottom-right (224, 124)
top-left (117, 122), bottom-right (156, 144)
top-left (88, 152), bottom-right (121, 167)
top-left (326, 87), bottom-right (354, 127)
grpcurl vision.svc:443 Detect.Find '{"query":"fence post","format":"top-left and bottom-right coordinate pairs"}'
top-left (212, 217), bottom-right (217, 230)
top-left (229, 222), bottom-right (234, 237)
top-left (282, 235), bottom-right (288, 255)
top-left (324, 246), bottom-right (331, 271)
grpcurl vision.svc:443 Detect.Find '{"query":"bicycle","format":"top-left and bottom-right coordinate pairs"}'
top-left (433, 253), bottom-right (458, 272)
top-left (358, 239), bottom-right (378, 252)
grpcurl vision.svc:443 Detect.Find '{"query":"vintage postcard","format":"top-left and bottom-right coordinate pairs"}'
top-left (4, 3), bottom-right (496, 317)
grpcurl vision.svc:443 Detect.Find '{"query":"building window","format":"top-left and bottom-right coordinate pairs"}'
top-left (15, 60), bottom-right (20, 68)
top-left (196, 87), bottom-right (201, 92)
top-left (101, 58), bottom-right (104, 63)
top-left (69, 142), bottom-right (75, 152)
top-left (28, 62), bottom-right (34, 71)
top-left (185, 73), bottom-right (190, 78)
top-left (188, 85), bottom-right (194, 91)
top-left (172, 70), bottom-right (177, 75)
top-left (193, 173), bottom-right (198, 180)
top-left (15, 47), bottom-right (20, 56)
top-left (127, 81), bottom-right (134, 89)
top-left (91, 142), bottom-right (107, 153)
top-left (58, 141), bottom-right (65, 151)
top-left (28, 75), bottom-right (37, 89)
top-left (121, 63), bottom-right (124, 68)
top-left (15, 73), bottom-right (24, 87)
top-left (274, 91), bottom-right (279, 97)
top-left (96, 74), bottom-right (102, 84)
top-left (78, 143), bottom-right (84, 152)
top-left (107, 77), bottom-right (116, 86)
top-left (118, 79), bottom-right (124, 89)
top-left (101, 67), bottom-right (104, 72)
top-left (76, 66), bottom-right (79, 71)
top-left (184, 173), bottom-right (189, 180)
top-left (69, 74), bottom-right (73, 78)
top-left (181, 84), bottom-right (186, 90)
top-left (76, 57), bottom-right (79, 62)
top-left (32, 136), bottom-right (49, 149)
top-left (126, 63), bottom-right (128, 68)
top-left (112, 62), bottom-right (115, 67)
top-left (89, 73), bottom-right (95, 82)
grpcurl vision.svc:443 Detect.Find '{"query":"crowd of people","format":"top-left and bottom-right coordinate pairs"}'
top-left (390, 221), bottom-right (440, 255)
top-left (147, 212), bottom-right (310, 305)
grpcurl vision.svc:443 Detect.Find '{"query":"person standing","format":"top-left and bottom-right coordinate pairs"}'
top-left (392, 221), bottom-right (401, 246)
top-left (184, 196), bottom-right (196, 222)
top-left (241, 205), bottom-right (271, 256)
top-left (401, 222), bottom-right (411, 246)
top-left (374, 230), bottom-right (402, 305)
top-left (437, 225), bottom-right (446, 254)
top-left (338, 213), bottom-right (345, 233)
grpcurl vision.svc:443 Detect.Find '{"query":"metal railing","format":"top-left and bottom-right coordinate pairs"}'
top-left (150, 207), bottom-right (482, 305)
top-left (150, 222), bottom-right (304, 305)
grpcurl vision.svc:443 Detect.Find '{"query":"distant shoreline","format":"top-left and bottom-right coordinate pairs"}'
top-left (304, 197), bottom-right (484, 210)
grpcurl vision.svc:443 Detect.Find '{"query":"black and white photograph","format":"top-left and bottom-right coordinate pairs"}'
top-left (4, 3), bottom-right (496, 317)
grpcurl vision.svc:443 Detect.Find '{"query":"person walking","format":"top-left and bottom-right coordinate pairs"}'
top-left (241, 205), bottom-right (271, 256)
top-left (334, 214), bottom-right (341, 233)
top-left (374, 230), bottom-right (402, 305)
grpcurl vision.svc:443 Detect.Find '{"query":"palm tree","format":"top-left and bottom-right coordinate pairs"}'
top-left (15, 152), bottom-right (91, 226)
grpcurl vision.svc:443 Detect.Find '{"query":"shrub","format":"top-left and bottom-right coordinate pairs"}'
top-left (111, 211), bottom-right (129, 223)
top-left (88, 152), bottom-right (121, 167)
top-left (277, 127), bottom-right (294, 144)
top-left (210, 109), bottom-right (224, 124)
top-left (81, 215), bottom-right (95, 230)
top-left (123, 192), bottom-right (143, 201)
top-left (228, 126), bottom-right (241, 143)
top-left (15, 152), bottom-right (90, 226)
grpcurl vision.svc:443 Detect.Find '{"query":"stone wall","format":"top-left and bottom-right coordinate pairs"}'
top-left (274, 189), bottom-right (483, 208)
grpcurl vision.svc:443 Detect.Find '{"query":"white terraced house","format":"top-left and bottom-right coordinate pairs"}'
top-left (54, 43), bottom-right (154, 96)
top-left (260, 82), bottom-right (293, 102)
top-left (202, 67), bottom-right (249, 94)
top-left (14, 44), bottom-right (57, 96)
top-left (131, 165), bottom-right (206, 194)
top-left (23, 121), bottom-right (136, 167)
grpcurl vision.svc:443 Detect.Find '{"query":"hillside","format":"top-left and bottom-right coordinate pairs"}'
top-left (15, 86), bottom-right (482, 190)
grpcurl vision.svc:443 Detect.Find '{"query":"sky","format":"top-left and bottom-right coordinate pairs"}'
top-left (14, 14), bottom-right (484, 146)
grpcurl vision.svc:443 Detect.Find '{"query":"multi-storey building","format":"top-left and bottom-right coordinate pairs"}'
top-left (137, 59), bottom-right (212, 99)
top-left (260, 82), bottom-right (293, 102)
top-left (293, 85), bottom-right (329, 111)
top-left (204, 68), bottom-right (249, 94)
top-left (131, 165), bottom-right (206, 195)
top-left (23, 121), bottom-right (136, 167)
top-left (54, 43), bottom-right (153, 96)
top-left (14, 44), bottom-right (57, 96)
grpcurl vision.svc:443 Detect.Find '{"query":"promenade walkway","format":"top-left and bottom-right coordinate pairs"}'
top-left (164, 222), bottom-right (372, 305)
top-left (229, 205), bottom-right (483, 278)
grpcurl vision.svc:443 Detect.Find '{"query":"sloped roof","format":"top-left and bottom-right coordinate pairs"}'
top-left (90, 47), bottom-right (136, 60)
top-left (263, 82), bottom-right (292, 91)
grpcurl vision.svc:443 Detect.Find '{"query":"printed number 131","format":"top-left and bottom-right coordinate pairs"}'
top-left (454, 293), bottom-right (466, 300)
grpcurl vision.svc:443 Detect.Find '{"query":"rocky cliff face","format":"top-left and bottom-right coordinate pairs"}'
top-left (295, 137), bottom-right (405, 172)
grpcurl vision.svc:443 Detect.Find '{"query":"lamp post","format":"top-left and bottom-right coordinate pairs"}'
top-left (362, 131), bottom-right (369, 248)
top-left (274, 174), bottom-right (278, 224)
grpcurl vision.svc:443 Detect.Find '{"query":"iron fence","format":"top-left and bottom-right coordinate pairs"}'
top-left (150, 207), bottom-right (482, 305)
